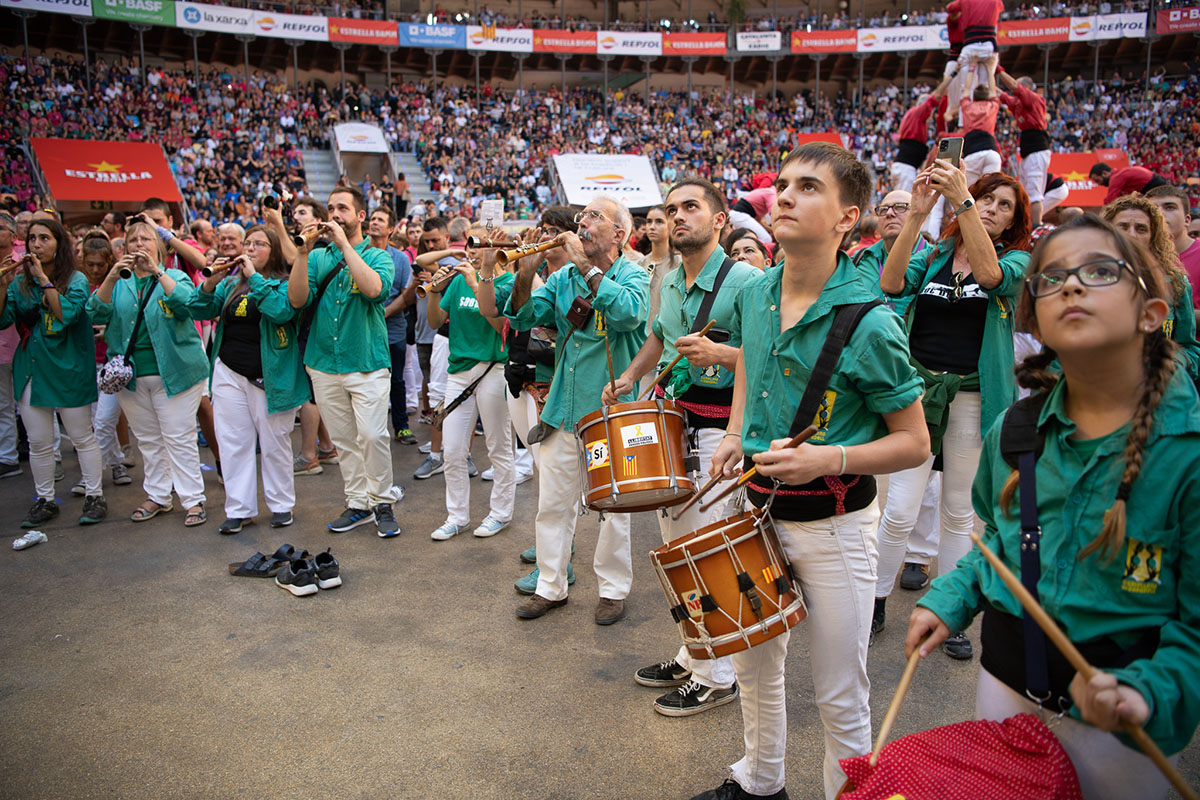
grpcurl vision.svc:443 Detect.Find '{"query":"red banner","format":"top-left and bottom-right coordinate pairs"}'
top-left (532, 30), bottom-right (597, 53)
top-left (997, 18), bottom-right (1071, 44)
top-left (31, 138), bottom-right (181, 203)
top-left (1047, 150), bottom-right (1130, 208)
top-left (795, 132), bottom-right (845, 147)
top-left (662, 32), bottom-right (727, 55)
top-left (791, 30), bottom-right (858, 53)
top-left (1156, 6), bottom-right (1200, 33)
top-left (328, 18), bottom-right (399, 46)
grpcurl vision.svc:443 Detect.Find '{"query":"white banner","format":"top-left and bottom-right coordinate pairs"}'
top-left (334, 123), bottom-right (389, 153)
top-left (736, 31), bottom-right (782, 52)
top-left (857, 24), bottom-right (946, 51)
top-left (465, 26), bottom-right (533, 52)
top-left (596, 30), bottom-right (662, 56)
top-left (175, 1), bottom-right (252, 33)
top-left (1093, 12), bottom-right (1147, 38)
top-left (250, 10), bottom-right (327, 40)
top-left (552, 154), bottom-right (663, 209)
top-left (0, 0), bottom-right (91, 16)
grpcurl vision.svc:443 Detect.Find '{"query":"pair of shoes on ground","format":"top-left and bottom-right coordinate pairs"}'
top-left (328, 504), bottom-right (400, 538)
top-left (274, 547), bottom-right (341, 597)
top-left (229, 543), bottom-right (299, 577)
top-left (515, 594), bottom-right (627, 625)
top-left (218, 512), bottom-right (293, 535)
top-left (634, 658), bottom-right (740, 717)
top-left (22, 496), bottom-right (107, 527)
top-left (431, 515), bottom-right (509, 541)
top-left (870, 596), bottom-right (973, 658)
top-left (393, 428), bottom-right (418, 445)
top-left (413, 454), bottom-right (477, 480)
top-left (689, 778), bottom-right (788, 800)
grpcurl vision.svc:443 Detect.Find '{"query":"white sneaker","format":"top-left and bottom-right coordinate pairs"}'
top-left (71, 480), bottom-right (87, 497)
top-left (481, 467), bottom-right (494, 481)
top-left (431, 520), bottom-right (467, 541)
top-left (516, 470), bottom-right (534, 485)
top-left (13, 530), bottom-right (48, 550)
top-left (473, 515), bottom-right (510, 538)
top-left (418, 441), bottom-right (432, 455)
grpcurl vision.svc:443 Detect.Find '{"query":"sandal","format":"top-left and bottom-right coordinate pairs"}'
top-left (184, 504), bottom-right (207, 527)
top-left (131, 499), bottom-right (172, 522)
top-left (228, 544), bottom-right (296, 578)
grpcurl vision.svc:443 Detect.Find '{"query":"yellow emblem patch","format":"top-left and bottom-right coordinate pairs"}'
top-left (810, 390), bottom-right (837, 443)
top-left (1122, 538), bottom-right (1163, 595)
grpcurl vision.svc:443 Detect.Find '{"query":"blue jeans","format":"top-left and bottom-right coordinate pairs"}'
top-left (388, 342), bottom-right (410, 432)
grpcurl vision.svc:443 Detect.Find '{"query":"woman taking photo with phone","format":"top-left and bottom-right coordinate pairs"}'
top-left (184, 225), bottom-right (308, 533)
top-left (0, 218), bottom-right (107, 527)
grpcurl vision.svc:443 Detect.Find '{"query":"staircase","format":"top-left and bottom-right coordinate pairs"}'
top-left (390, 151), bottom-right (438, 206)
top-left (301, 148), bottom-right (340, 202)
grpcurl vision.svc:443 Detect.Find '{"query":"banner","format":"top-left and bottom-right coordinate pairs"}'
top-left (791, 29), bottom-right (858, 53)
top-left (397, 22), bottom-right (465, 49)
top-left (552, 154), bottom-right (663, 208)
top-left (1156, 6), bottom-right (1200, 33)
top-left (662, 32), bottom-right (727, 56)
top-left (1091, 12), bottom-right (1146, 38)
top-left (31, 138), bottom-right (182, 203)
top-left (92, 0), bottom-right (173, 25)
top-left (328, 17), bottom-right (398, 46)
top-left (465, 25), bottom-right (533, 52)
top-left (176, 1), bottom-right (252, 34)
top-left (0, 0), bottom-right (90, 16)
top-left (596, 30), bottom-right (662, 56)
top-left (857, 24), bottom-right (946, 51)
top-left (532, 30), bottom-right (596, 53)
top-left (997, 17), bottom-right (1070, 43)
top-left (334, 123), bottom-right (389, 154)
top-left (736, 31), bottom-right (782, 52)
top-left (250, 10), bottom-right (326, 40)
top-left (1047, 150), bottom-right (1130, 207)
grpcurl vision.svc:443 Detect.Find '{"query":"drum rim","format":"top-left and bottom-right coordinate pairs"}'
top-left (680, 598), bottom-right (806, 651)
top-left (575, 405), bottom-right (688, 434)
top-left (652, 521), bottom-right (771, 570)
top-left (586, 476), bottom-right (695, 500)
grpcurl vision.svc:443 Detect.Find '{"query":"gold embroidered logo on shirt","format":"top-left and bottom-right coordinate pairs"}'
top-left (809, 390), bottom-right (837, 443)
top-left (275, 326), bottom-right (289, 348)
top-left (1121, 538), bottom-right (1163, 595)
top-left (1163, 319), bottom-right (1174, 338)
top-left (43, 311), bottom-right (56, 334)
top-left (594, 312), bottom-right (607, 335)
top-left (234, 296), bottom-right (249, 317)
top-left (158, 299), bottom-right (173, 318)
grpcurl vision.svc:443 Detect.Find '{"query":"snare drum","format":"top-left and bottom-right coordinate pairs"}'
top-left (574, 399), bottom-right (693, 513)
top-left (650, 509), bottom-right (806, 660)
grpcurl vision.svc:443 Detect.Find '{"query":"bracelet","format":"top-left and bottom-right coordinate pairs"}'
top-left (723, 432), bottom-right (741, 439)
top-left (478, 274), bottom-right (496, 283)
top-left (835, 444), bottom-right (847, 476)
top-left (41, 282), bottom-right (54, 291)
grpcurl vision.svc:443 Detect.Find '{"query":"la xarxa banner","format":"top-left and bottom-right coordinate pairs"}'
top-left (596, 30), bottom-right (662, 56)
top-left (1047, 150), bottom-right (1129, 207)
top-left (736, 31), bottom-right (782, 52)
top-left (552, 154), bottom-right (663, 209)
top-left (0, 0), bottom-right (90, 16)
top-left (1156, 6), bottom-right (1200, 33)
top-left (532, 30), bottom-right (596, 53)
top-left (791, 29), bottom-right (858, 53)
top-left (31, 138), bottom-right (182, 202)
top-left (662, 32), bottom-right (727, 56)
top-left (465, 25), bottom-right (533, 52)
top-left (328, 17), bottom-right (398, 45)
top-left (998, 17), bottom-right (1070, 43)
top-left (92, 0), bottom-right (173, 26)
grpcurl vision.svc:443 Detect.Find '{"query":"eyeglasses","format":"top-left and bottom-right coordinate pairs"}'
top-left (574, 209), bottom-right (611, 225)
top-left (245, 240), bottom-right (272, 250)
top-left (874, 203), bottom-right (910, 217)
top-left (1026, 258), bottom-right (1145, 298)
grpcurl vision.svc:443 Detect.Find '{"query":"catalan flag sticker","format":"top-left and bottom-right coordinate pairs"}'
top-left (762, 564), bottom-right (782, 585)
top-left (622, 455), bottom-right (638, 476)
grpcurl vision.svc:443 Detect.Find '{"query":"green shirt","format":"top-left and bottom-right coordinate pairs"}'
top-left (183, 273), bottom-right (311, 414)
top-left (732, 253), bottom-right (924, 453)
top-left (1163, 279), bottom-right (1200, 383)
top-left (919, 369), bottom-right (1200, 755)
top-left (888, 240), bottom-right (1029, 433)
top-left (650, 246), bottom-right (759, 392)
top-left (85, 268), bottom-right (208, 397)
top-left (852, 238), bottom-right (928, 316)
top-left (0, 271), bottom-right (97, 408)
top-left (440, 271), bottom-right (514, 374)
top-left (505, 255), bottom-right (649, 430)
top-left (130, 275), bottom-right (159, 378)
top-left (302, 238), bottom-right (394, 375)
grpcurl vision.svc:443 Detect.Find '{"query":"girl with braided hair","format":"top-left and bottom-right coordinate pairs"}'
top-left (907, 215), bottom-right (1200, 800)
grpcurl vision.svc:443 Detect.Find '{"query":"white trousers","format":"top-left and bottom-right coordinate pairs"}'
top-left (876, 392), bottom-right (981, 598)
top-left (428, 333), bottom-right (449, 407)
top-left (1019, 148), bottom-right (1052, 204)
top-left (507, 387), bottom-right (542, 469)
top-left (307, 367), bottom-right (394, 510)
top-left (443, 361), bottom-right (515, 526)
top-left (889, 161), bottom-right (918, 194)
top-left (20, 383), bottom-right (104, 500)
top-left (92, 375), bottom-right (124, 468)
top-left (954, 41), bottom-right (996, 103)
top-left (728, 210), bottom-right (772, 243)
top-left (1043, 182), bottom-right (1070, 215)
top-left (404, 343), bottom-right (422, 411)
top-left (963, 149), bottom-right (1003, 188)
top-left (0, 361), bottom-right (17, 464)
top-left (212, 359), bottom-right (297, 518)
top-left (534, 427), bottom-right (632, 601)
top-left (119, 376), bottom-right (206, 508)
top-left (903, 471), bottom-right (941, 567)
top-left (729, 502), bottom-right (881, 800)
top-left (656, 426), bottom-right (739, 689)
top-left (976, 668), bottom-right (1175, 800)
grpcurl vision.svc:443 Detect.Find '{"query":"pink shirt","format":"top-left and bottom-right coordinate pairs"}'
top-left (960, 98), bottom-right (1000, 136)
top-left (1179, 238), bottom-right (1200, 309)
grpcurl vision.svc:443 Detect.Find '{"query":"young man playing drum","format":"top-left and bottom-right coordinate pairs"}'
top-left (696, 143), bottom-right (930, 800)
top-left (602, 178), bottom-right (761, 717)
top-left (504, 195), bottom-right (650, 625)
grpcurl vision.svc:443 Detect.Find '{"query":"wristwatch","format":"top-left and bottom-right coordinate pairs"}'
top-left (583, 266), bottom-right (603, 284)
top-left (954, 197), bottom-right (976, 216)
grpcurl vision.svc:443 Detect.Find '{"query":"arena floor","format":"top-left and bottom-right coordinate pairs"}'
top-left (3, 424), bottom-right (1198, 799)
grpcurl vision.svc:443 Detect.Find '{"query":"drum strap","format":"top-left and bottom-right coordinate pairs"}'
top-left (689, 256), bottom-right (736, 334)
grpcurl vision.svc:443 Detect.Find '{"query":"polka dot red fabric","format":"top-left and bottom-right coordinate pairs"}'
top-left (838, 713), bottom-right (1082, 800)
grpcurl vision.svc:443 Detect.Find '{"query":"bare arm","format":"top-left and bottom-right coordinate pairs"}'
top-left (881, 165), bottom-right (938, 295)
top-left (264, 206), bottom-right (298, 266)
top-left (166, 235), bottom-right (206, 271)
top-left (928, 159), bottom-right (1003, 289)
top-left (287, 234), bottom-right (314, 309)
top-left (710, 346), bottom-right (749, 478)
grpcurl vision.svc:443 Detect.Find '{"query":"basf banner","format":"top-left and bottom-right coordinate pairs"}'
top-left (596, 30), bottom-right (662, 56)
top-left (465, 25), bottom-right (533, 52)
top-left (736, 31), bottom-right (782, 52)
top-left (791, 30), bottom-right (858, 53)
top-left (0, 0), bottom-right (90, 16)
top-left (397, 23), bottom-right (465, 48)
top-left (93, 0), bottom-right (174, 26)
top-left (552, 154), bottom-right (663, 209)
top-left (857, 24), bottom-right (945, 51)
top-left (1156, 6), bottom-right (1200, 33)
top-left (328, 17), bottom-right (398, 46)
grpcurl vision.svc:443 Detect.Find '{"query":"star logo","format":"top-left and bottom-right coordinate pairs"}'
top-left (88, 161), bottom-right (122, 172)
top-left (1062, 170), bottom-right (1088, 181)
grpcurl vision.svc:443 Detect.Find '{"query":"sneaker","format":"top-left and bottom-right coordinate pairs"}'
top-left (481, 466), bottom-right (494, 481)
top-left (514, 564), bottom-right (576, 595)
top-left (270, 511), bottom-right (294, 528)
top-left (654, 680), bottom-right (740, 717)
top-left (418, 441), bottom-right (432, 454)
top-left (870, 597), bottom-right (886, 646)
top-left (516, 470), bottom-right (533, 485)
top-left (474, 420), bottom-right (485, 436)
top-left (0, 462), bottom-right (22, 479)
top-left (215, 460), bottom-right (224, 486)
top-left (516, 593), bottom-right (567, 619)
top-left (12, 530), bottom-right (48, 550)
top-left (327, 507), bottom-right (374, 533)
top-left (318, 447), bottom-right (339, 465)
top-left (394, 428), bottom-right (418, 445)
top-left (197, 430), bottom-right (208, 448)
top-left (293, 455), bottom-right (323, 475)
top-left (431, 520), bottom-right (466, 541)
top-left (413, 454), bottom-right (444, 479)
top-left (374, 503), bottom-right (400, 538)
top-left (22, 498), bottom-right (59, 528)
top-left (688, 779), bottom-right (788, 800)
top-left (473, 515), bottom-right (509, 538)
top-left (275, 553), bottom-right (319, 597)
top-left (313, 548), bottom-right (341, 589)
top-left (900, 561), bottom-right (931, 591)
top-left (419, 410), bottom-right (434, 426)
top-left (520, 545), bottom-right (537, 564)
top-left (635, 658), bottom-right (692, 688)
top-left (111, 464), bottom-right (132, 485)
top-left (54, 461), bottom-right (64, 482)
top-left (219, 517), bottom-right (252, 535)
top-left (71, 480), bottom-right (86, 497)
top-left (79, 495), bottom-right (107, 525)
top-left (121, 446), bottom-right (136, 467)
top-left (595, 597), bottom-right (626, 626)
top-left (467, 455), bottom-right (478, 478)
top-left (942, 632), bottom-right (974, 660)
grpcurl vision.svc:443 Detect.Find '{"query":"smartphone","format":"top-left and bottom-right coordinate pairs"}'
top-left (707, 327), bottom-right (731, 344)
top-left (937, 137), bottom-right (964, 169)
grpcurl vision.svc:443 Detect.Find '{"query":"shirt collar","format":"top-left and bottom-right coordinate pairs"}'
top-left (1038, 366), bottom-right (1200, 445)
top-left (667, 245), bottom-right (728, 294)
top-left (765, 251), bottom-right (875, 325)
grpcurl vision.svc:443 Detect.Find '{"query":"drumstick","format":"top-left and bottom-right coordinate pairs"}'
top-left (870, 634), bottom-right (928, 768)
top-left (671, 472), bottom-right (721, 521)
top-left (603, 332), bottom-right (618, 403)
top-left (638, 319), bottom-right (718, 402)
top-left (970, 533), bottom-right (1199, 800)
top-left (699, 425), bottom-right (818, 513)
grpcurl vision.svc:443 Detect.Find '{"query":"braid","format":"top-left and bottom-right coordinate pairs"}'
top-left (999, 469), bottom-right (1020, 517)
top-left (1079, 333), bottom-right (1178, 562)
top-left (1014, 347), bottom-right (1060, 393)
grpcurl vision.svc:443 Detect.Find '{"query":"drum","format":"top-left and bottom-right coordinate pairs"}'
top-left (574, 399), bottom-right (693, 513)
top-left (650, 509), bottom-right (806, 660)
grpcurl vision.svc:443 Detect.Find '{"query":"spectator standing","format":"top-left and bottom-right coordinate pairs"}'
top-left (1146, 185), bottom-right (1200, 308)
top-left (0, 212), bottom-right (21, 479)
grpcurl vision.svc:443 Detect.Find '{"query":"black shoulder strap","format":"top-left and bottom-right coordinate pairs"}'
top-left (689, 256), bottom-right (736, 334)
top-left (787, 301), bottom-right (882, 437)
top-left (999, 393), bottom-right (1051, 470)
top-left (851, 246), bottom-right (870, 267)
top-left (299, 257), bottom-right (346, 340)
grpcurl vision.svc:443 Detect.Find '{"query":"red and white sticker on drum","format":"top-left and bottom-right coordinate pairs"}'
top-left (683, 590), bottom-right (705, 619)
top-left (620, 422), bottom-right (659, 447)
top-left (586, 440), bottom-right (610, 471)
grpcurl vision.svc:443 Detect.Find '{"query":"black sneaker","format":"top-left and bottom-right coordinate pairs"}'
top-left (688, 779), bottom-right (788, 800)
top-left (219, 518), bottom-right (252, 535)
top-left (275, 552), bottom-right (319, 596)
top-left (270, 511), bottom-right (294, 528)
top-left (79, 495), bottom-right (108, 525)
top-left (22, 498), bottom-right (59, 528)
top-left (942, 631), bottom-right (974, 660)
top-left (869, 597), bottom-right (886, 646)
top-left (327, 507), bottom-right (374, 533)
top-left (634, 658), bottom-right (692, 688)
top-left (654, 680), bottom-right (739, 717)
top-left (899, 561), bottom-right (931, 590)
top-left (0, 461), bottom-right (21, 479)
top-left (314, 548), bottom-right (341, 589)
top-left (374, 503), bottom-right (400, 538)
